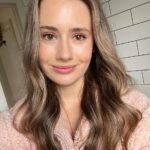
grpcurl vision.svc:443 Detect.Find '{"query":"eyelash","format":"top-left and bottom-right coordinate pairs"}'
top-left (41, 33), bottom-right (56, 41)
top-left (73, 34), bottom-right (87, 41)
top-left (41, 33), bottom-right (87, 41)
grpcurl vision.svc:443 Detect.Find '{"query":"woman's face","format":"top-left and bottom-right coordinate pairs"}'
top-left (39, 0), bottom-right (93, 87)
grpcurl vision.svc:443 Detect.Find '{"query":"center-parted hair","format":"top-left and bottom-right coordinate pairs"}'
top-left (13, 0), bottom-right (141, 149)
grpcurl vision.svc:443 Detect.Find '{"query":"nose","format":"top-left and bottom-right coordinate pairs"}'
top-left (56, 38), bottom-right (73, 61)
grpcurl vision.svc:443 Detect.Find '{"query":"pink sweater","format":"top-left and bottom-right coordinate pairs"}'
top-left (0, 89), bottom-right (150, 150)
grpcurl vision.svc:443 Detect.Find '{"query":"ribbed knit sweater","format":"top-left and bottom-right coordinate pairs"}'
top-left (0, 89), bottom-right (150, 150)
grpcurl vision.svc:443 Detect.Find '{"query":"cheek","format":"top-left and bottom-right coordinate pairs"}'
top-left (39, 43), bottom-right (54, 63)
top-left (76, 41), bottom-right (93, 62)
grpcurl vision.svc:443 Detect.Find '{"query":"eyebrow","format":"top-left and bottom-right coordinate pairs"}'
top-left (40, 26), bottom-right (91, 33)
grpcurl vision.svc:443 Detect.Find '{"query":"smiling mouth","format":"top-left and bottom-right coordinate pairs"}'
top-left (52, 65), bottom-right (76, 74)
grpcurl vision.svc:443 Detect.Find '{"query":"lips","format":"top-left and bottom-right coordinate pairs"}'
top-left (52, 65), bottom-right (76, 74)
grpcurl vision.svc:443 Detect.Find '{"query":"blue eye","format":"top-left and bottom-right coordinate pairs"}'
top-left (41, 33), bottom-right (56, 41)
top-left (74, 34), bottom-right (86, 41)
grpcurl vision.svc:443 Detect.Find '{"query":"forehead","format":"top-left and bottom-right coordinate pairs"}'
top-left (39, 0), bottom-right (92, 29)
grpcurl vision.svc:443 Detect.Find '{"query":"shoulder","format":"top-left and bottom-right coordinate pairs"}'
top-left (121, 88), bottom-right (150, 112)
top-left (0, 110), bottom-right (12, 149)
top-left (122, 88), bottom-right (150, 149)
top-left (0, 100), bottom-right (33, 150)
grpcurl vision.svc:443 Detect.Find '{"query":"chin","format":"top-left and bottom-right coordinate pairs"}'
top-left (55, 80), bottom-right (76, 87)
top-left (46, 73), bottom-right (84, 87)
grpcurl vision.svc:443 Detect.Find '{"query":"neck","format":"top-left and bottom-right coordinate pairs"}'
top-left (57, 78), bottom-right (84, 109)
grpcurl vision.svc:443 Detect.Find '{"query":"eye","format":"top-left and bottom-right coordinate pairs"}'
top-left (41, 33), bottom-right (56, 41)
top-left (74, 34), bottom-right (86, 41)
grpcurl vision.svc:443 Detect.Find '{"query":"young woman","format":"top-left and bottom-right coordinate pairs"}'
top-left (0, 0), bottom-right (150, 149)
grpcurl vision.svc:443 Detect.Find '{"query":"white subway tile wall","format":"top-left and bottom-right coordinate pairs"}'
top-left (108, 11), bottom-right (133, 31)
top-left (131, 2), bottom-right (150, 24)
top-left (136, 85), bottom-right (150, 96)
top-left (109, 0), bottom-right (150, 15)
top-left (102, 2), bottom-right (111, 17)
top-left (128, 71), bottom-right (144, 84)
top-left (100, 0), bottom-right (150, 96)
top-left (116, 42), bottom-right (138, 58)
top-left (115, 21), bottom-right (150, 44)
top-left (100, 0), bottom-right (109, 4)
top-left (137, 38), bottom-right (150, 55)
top-left (142, 70), bottom-right (150, 84)
top-left (112, 32), bottom-right (117, 44)
top-left (123, 55), bottom-right (150, 71)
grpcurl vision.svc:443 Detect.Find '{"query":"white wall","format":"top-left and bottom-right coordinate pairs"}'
top-left (101, 0), bottom-right (150, 97)
top-left (0, 0), bottom-right (27, 110)
top-left (0, 0), bottom-right (28, 30)
top-left (0, 83), bottom-right (8, 111)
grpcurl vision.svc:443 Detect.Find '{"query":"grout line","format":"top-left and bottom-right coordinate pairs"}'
top-left (135, 40), bottom-right (140, 55)
top-left (141, 71), bottom-right (145, 84)
top-left (127, 69), bottom-right (150, 72)
top-left (137, 37), bottom-right (150, 42)
top-left (115, 40), bottom-right (135, 46)
top-left (120, 53), bottom-right (150, 59)
top-left (115, 37), bottom-right (150, 45)
top-left (120, 55), bottom-right (139, 59)
top-left (107, 9), bottom-right (130, 19)
top-left (130, 9), bottom-right (134, 25)
top-left (119, 53), bottom-right (150, 58)
top-left (101, 0), bottom-right (109, 5)
top-left (115, 37), bottom-right (150, 46)
top-left (108, 1), bottom-right (112, 15)
top-left (106, 1), bottom-right (150, 17)
top-left (127, 70), bottom-right (141, 73)
top-left (113, 31), bottom-right (117, 45)
top-left (110, 19), bottom-right (150, 32)
top-left (133, 84), bottom-right (150, 85)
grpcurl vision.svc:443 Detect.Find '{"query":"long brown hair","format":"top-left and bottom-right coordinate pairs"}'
top-left (13, 0), bottom-right (141, 149)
